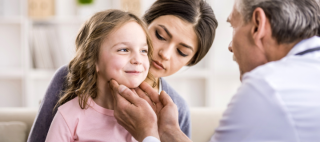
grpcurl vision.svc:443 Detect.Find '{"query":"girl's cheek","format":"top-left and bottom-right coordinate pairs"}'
top-left (107, 56), bottom-right (127, 71)
top-left (144, 57), bottom-right (150, 70)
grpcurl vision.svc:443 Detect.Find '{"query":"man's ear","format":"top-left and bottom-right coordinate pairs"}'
top-left (251, 7), bottom-right (268, 47)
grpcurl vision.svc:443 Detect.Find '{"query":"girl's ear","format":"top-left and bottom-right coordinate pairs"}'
top-left (95, 63), bottom-right (99, 73)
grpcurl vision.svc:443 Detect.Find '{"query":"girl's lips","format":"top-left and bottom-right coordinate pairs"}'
top-left (125, 71), bottom-right (142, 75)
top-left (125, 71), bottom-right (141, 73)
top-left (152, 60), bottom-right (165, 70)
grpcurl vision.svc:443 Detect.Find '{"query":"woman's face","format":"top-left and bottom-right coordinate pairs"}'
top-left (148, 15), bottom-right (198, 78)
top-left (96, 21), bottom-right (150, 88)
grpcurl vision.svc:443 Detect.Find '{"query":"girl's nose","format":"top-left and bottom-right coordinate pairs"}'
top-left (130, 54), bottom-right (142, 65)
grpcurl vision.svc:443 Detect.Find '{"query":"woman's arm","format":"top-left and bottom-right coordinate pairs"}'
top-left (27, 65), bottom-right (68, 142)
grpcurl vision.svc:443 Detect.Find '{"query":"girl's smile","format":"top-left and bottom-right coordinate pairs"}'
top-left (96, 21), bottom-right (150, 88)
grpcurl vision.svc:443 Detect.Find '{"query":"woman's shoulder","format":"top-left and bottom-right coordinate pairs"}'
top-left (55, 65), bottom-right (68, 77)
top-left (160, 78), bottom-right (189, 110)
top-left (49, 65), bottom-right (68, 93)
top-left (51, 65), bottom-right (68, 84)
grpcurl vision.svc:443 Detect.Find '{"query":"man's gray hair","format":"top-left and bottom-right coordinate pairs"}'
top-left (237, 0), bottom-right (320, 44)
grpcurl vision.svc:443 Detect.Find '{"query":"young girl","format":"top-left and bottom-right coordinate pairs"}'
top-left (45, 9), bottom-right (154, 142)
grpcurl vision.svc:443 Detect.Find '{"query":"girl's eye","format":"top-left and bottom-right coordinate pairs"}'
top-left (155, 30), bottom-right (166, 41)
top-left (141, 49), bottom-right (148, 53)
top-left (118, 48), bottom-right (128, 52)
top-left (177, 49), bottom-right (188, 57)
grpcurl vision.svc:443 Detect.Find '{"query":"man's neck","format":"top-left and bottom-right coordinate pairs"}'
top-left (265, 40), bottom-right (302, 61)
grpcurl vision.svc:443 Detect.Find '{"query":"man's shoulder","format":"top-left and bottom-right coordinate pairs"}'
top-left (244, 55), bottom-right (320, 81)
top-left (242, 55), bottom-right (320, 95)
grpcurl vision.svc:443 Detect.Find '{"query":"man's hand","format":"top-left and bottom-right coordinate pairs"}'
top-left (109, 80), bottom-right (160, 141)
top-left (138, 82), bottom-right (179, 133)
top-left (135, 82), bottom-right (163, 115)
top-left (138, 82), bottom-right (192, 142)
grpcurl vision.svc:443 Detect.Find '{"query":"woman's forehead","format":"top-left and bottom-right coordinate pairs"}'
top-left (149, 15), bottom-right (198, 51)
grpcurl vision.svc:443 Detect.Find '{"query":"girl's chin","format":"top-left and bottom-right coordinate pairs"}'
top-left (119, 80), bottom-right (142, 89)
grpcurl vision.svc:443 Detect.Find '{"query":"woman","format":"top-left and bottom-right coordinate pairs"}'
top-left (27, 0), bottom-right (217, 141)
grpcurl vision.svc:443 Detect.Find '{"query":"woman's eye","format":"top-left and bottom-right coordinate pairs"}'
top-left (177, 49), bottom-right (188, 57)
top-left (155, 30), bottom-right (166, 41)
top-left (118, 48), bottom-right (128, 52)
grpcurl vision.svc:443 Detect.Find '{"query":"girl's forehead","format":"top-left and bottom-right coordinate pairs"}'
top-left (101, 21), bottom-right (148, 48)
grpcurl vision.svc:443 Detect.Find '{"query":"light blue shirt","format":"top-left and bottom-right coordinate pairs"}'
top-left (143, 36), bottom-right (320, 142)
top-left (143, 136), bottom-right (161, 142)
top-left (210, 36), bottom-right (320, 142)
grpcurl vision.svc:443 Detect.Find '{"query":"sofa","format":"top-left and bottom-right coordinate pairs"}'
top-left (0, 107), bottom-right (225, 142)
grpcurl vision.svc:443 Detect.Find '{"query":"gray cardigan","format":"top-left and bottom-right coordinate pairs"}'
top-left (27, 65), bottom-right (191, 142)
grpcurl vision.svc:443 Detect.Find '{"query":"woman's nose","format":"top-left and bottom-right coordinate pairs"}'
top-left (158, 45), bottom-right (172, 61)
top-left (228, 41), bottom-right (233, 53)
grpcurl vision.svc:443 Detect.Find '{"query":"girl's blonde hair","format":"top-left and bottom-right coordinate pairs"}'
top-left (55, 9), bottom-right (154, 109)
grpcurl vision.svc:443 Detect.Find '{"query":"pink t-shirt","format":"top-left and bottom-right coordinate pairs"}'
top-left (45, 97), bottom-right (137, 142)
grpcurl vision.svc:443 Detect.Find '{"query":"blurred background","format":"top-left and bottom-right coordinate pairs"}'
top-left (0, 0), bottom-right (239, 109)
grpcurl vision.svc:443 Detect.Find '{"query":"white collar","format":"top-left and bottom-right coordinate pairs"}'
top-left (287, 36), bottom-right (320, 56)
top-left (158, 78), bottom-right (162, 94)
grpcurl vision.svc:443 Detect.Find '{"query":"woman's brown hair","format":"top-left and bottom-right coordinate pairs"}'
top-left (143, 0), bottom-right (218, 66)
top-left (55, 9), bottom-right (154, 109)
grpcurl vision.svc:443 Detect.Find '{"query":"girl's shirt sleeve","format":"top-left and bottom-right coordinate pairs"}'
top-left (45, 110), bottom-right (73, 142)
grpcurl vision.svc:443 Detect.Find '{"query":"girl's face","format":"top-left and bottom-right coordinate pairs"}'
top-left (148, 15), bottom-right (198, 78)
top-left (96, 21), bottom-right (150, 88)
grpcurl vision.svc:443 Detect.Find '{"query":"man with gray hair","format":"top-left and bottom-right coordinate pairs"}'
top-left (109, 0), bottom-right (320, 141)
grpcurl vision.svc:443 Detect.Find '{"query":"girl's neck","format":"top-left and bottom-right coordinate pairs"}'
top-left (93, 77), bottom-right (114, 110)
top-left (94, 76), bottom-right (161, 110)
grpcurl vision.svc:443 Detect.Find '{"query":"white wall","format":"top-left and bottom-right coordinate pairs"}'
top-left (0, 0), bottom-right (241, 108)
top-left (211, 0), bottom-right (241, 108)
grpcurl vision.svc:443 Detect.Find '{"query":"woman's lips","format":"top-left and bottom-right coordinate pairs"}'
top-left (152, 60), bottom-right (165, 70)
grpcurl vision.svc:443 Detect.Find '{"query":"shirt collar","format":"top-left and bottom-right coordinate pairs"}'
top-left (158, 78), bottom-right (162, 94)
top-left (287, 36), bottom-right (320, 56)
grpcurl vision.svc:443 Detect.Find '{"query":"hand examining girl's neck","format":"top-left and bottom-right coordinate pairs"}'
top-left (94, 76), bottom-right (161, 110)
top-left (93, 76), bottom-right (114, 110)
top-left (144, 77), bottom-right (160, 94)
